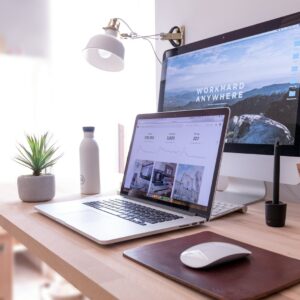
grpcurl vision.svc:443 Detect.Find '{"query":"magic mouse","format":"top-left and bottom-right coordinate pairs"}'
top-left (180, 242), bottom-right (251, 269)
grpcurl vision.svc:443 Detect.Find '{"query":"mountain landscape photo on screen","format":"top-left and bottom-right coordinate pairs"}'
top-left (163, 25), bottom-right (300, 145)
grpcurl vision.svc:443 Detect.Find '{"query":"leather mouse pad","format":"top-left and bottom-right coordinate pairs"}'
top-left (123, 231), bottom-right (300, 300)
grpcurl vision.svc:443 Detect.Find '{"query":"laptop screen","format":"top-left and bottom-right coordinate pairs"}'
top-left (121, 109), bottom-right (229, 216)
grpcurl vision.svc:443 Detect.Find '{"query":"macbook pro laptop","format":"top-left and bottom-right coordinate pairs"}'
top-left (36, 108), bottom-right (231, 245)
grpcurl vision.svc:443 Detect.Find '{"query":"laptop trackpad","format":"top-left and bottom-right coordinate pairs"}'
top-left (58, 210), bottom-right (142, 242)
top-left (59, 210), bottom-right (112, 225)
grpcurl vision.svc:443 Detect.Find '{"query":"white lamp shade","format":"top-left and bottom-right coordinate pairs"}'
top-left (83, 32), bottom-right (125, 72)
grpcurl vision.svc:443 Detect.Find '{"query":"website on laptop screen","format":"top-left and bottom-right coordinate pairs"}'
top-left (122, 114), bottom-right (225, 210)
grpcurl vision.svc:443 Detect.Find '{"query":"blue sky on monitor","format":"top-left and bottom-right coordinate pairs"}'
top-left (165, 25), bottom-right (300, 93)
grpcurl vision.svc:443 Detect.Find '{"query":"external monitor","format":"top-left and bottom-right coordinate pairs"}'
top-left (158, 12), bottom-right (300, 204)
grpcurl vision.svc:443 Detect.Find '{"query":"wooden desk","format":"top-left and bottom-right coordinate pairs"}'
top-left (0, 227), bottom-right (13, 300)
top-left (0, 194), bottom-right (300, 300)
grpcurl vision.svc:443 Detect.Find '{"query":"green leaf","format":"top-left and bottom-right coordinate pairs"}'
top-left (14, 132), bottom-right (63, 175)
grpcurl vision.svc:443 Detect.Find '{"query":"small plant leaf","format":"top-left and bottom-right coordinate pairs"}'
top-left (14, 132), bottom-right (62, 176)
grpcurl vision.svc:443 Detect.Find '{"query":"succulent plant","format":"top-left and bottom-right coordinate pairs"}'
top-left (15, 133), bottom-right (62, 176)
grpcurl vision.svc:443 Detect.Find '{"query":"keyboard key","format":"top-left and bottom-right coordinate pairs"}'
top-left (83, 199), bottom-right (183, 226)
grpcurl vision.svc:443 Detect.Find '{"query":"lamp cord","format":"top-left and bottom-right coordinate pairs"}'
top-left (116, 18), bottom-right (160, 39)
top-left (116, 18), bottom-right (137, 36)
top-left (116, 18), bottom-right (162, 64)
top-left (142, 38), bottom-right (162, 64)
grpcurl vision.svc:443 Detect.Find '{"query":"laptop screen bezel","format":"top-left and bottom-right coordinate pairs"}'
top-left (120, 108), bottom-right (230, 220)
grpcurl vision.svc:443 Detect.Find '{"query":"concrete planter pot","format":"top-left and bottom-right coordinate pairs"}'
top-left (17, 174), bottom-right (55, 202)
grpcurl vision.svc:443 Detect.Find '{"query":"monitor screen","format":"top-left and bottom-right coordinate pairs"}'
top-left (121, 109), bottom-right (228, 214)
top-left (158, 12), bottom-right (300, 156)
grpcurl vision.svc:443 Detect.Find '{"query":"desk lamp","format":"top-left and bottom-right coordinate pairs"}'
top-left (83, 18), bottom-right (185, 71)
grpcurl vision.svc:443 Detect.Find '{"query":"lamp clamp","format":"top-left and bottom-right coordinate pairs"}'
top-left (160, 26), bottom-right (185, 47)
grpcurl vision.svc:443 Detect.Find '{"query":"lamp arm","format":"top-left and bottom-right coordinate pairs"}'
top-left (103, 18), bottom-right (184, 65)
top-left (114, 18), bottom-right (184, 45)
top-left (115, 18), bottom-right (158, 40)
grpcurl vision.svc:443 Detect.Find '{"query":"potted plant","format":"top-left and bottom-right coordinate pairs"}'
top-left (15, 133), bottom-right (62, 202)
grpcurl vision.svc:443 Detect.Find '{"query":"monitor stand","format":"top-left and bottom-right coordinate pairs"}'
top-left (215, 177), bottom-right (266, 206)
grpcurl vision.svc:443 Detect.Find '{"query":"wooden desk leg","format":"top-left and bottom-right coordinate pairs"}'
top-left (0, 233), bottom-right (13, 300)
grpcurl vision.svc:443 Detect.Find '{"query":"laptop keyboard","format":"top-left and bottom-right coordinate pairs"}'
top-left (210, 200), bottom-right (244, 220)
top-left (84, 198), bottom-right (183, 226)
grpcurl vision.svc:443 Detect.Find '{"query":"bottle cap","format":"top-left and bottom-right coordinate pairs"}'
top-left (83, 127), bottom-right (95, 132)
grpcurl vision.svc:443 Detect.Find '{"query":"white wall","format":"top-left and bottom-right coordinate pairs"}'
top-left (155, 0), bottom-right (300, 201)
top-left (0, 0), bottom-right (49, 57)
top-left (155, 0), bottom-right (300, 65)
top-left (0, 0), bottom-right (156, 194)
top-left (44, 0), bottom-right (156, 193)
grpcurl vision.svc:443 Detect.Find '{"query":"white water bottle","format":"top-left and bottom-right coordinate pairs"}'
top-left (80, 127), bottom-right (100, 194)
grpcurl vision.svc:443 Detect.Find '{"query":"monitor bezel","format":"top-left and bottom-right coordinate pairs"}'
top-left (158, 12), bottom-right (300, 157)
top-left (120, 108), bottom-right (230, 219)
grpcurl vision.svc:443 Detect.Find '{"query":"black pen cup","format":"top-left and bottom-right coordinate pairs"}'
top-left (265, 201), bottom-right (287, 227)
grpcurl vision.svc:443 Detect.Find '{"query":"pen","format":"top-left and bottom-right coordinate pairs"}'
top-left (273, 139), bottom-right (280, 205)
